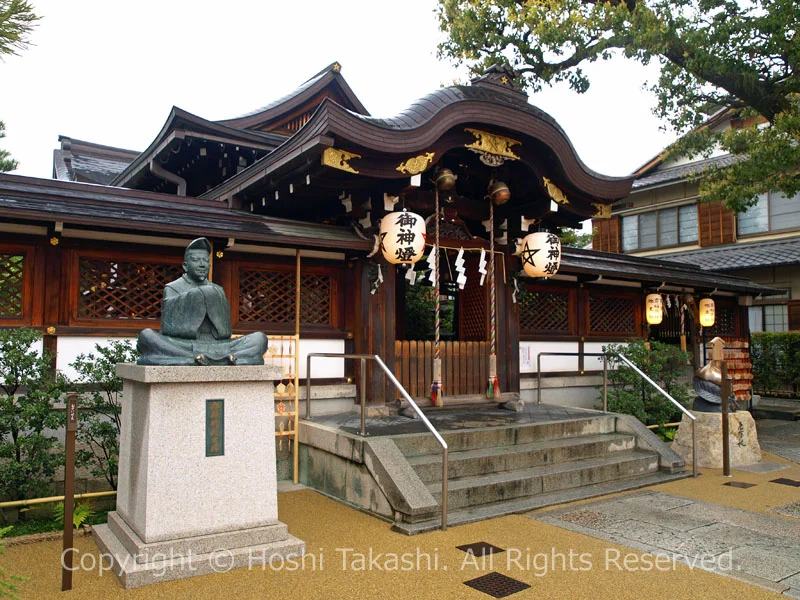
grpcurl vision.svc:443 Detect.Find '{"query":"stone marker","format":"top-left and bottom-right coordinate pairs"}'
top-left (672, 410), bottom-right (761, 468)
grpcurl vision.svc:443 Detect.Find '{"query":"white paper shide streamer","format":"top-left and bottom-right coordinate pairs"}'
top-left (370, 264), bottom-right (384, 295)
top-left (405, 263), bottom-right (416, 286)
top-left (455, 247), bottom-right (467, 290)
top-left (426, 245), bottom-right (437, 286)
top-left (478, 249), bottom-right (487, 286)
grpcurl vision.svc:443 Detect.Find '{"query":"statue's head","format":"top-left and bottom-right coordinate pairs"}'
top-left (183, 238), bottom-right (211, 283)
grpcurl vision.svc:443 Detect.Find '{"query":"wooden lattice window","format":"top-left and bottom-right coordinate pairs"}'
top-left (519, 289), bottom-right (572, 335)
top-left (588, 292), bottom-right (638, 336)
top-left (76, 256), bottom-right (183, 322)
top-left (0, 252), bottom-right (25, 318)
top-left (706, 302), bottom-right (736, 337)
top-left (237, 265), bottom-right (338, 327)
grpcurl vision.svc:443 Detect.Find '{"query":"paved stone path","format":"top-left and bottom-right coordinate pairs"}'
top-left (757, 419), bottom-right (800, 463)
top-left (530, 491), bottom-right (800, 597)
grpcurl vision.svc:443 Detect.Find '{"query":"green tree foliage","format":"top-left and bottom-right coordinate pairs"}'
top-left (437, 0), bottom-right (800, 212)
top-left (68, 341), bottom-right (138, 490)
top-left (0, 0), bottom-right (37, 57)
top-left (602, 339), bottom-right (693, 425)
top-left (0, 1), bottom-right (40, 172)
top-left (0, 328), bottom-right (64, 501)
top-left (0, 122), bottom-right (17, 173)
top-left (558, 227), bottom-right (592, 248)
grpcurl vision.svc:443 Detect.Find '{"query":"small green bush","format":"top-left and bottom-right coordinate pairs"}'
top-left (602, 340), bottom-right (693, 426)
top-left (751, 332), bottom-right (800, 396)
top-left (53, 499), bottom-right (95, 530)
top-left (68, 340), bottom-right (138, 490)
top-left (0, 328), bottom-right (65, 502)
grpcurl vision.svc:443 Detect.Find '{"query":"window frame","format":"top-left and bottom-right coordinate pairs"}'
top-left (67, 248), bottom-right (184, 329)
top-left (621, 203), bottom-right (699, 252)
top-left (737, 190), bottom-right (800, 237)
top-left (230, 258), bottom-right (344, 335)
top-left (0, 243), bottom-right (37, 327)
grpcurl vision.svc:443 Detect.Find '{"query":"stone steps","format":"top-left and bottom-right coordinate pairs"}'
top-left (427, 450), bottom-right (658, 511)
top-left (406, 433), bottom-right (636, 483)
top-left (392, 415), bottom-right (616, 456)
top-left (392, 470), bottom-right (690, 535)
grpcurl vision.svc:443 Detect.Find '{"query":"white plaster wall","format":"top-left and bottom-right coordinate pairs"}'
top-left (520, 374), bottom-right (605, 409)
top-left (519, 341), bottom-right (579, 373)
top-left (584, 341), bottom-right (626, 372)
top-left (294, 339), bottom-right (345, 378)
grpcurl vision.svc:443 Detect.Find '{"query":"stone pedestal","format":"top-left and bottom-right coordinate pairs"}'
top-left (93, 364), bottom-right (304, 588)
top-left (672, 410), bottom-right (761, 469)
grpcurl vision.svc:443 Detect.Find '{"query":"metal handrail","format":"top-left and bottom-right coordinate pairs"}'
top-left (613, 353), bottom-right (697, 478)
top-left (306, 352), bottom-right (449, 531)
top-left (535, 350), bottom-right (697, 478)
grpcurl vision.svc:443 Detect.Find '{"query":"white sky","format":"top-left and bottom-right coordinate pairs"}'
top-left (1, 0), bottom-right (677, 182)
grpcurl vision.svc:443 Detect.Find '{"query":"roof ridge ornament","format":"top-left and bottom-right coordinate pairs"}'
top-left (470, 63), bottom-right (527, 98)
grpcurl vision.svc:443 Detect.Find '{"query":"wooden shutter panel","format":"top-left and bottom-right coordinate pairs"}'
top-left (592, 216), bottom-right (620, 253)
top-left (698, 201), bottom-right (736, 246)
top-left (789, 300), bottom-right (800, 331)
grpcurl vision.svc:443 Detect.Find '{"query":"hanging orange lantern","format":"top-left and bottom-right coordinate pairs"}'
top-left (379, 210), bottom-right (426, 264)
top-left (646, 293), bottom-right (663, 325)
top-left (520, 232), bottom-right (561, 278)
top-left (699, 298), bottom-right (716, 327)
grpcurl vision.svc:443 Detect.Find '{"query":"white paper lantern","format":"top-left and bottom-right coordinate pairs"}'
top-left (646, 293), bottom-right (663, 325)
top-left (520, 232), bottom-right (561, 278)
top-left (379, 210), bottom-right (426, 264)
top-left (699, 298), bottom-right (716, 327)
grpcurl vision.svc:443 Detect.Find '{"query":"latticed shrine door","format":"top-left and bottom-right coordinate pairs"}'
top-left (459, 254), bottom-right (487, 342)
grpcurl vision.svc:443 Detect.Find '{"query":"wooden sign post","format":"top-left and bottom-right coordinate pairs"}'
top-left (62, 393), bottom-right (78, 592)
top-left (709, 337), bottom-right (731, 477)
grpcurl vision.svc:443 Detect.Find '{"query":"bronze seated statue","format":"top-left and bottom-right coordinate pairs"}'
top-left (692, 362), bottom-right (738, 413)
top-left (137, 238), bottom-right (267, 366)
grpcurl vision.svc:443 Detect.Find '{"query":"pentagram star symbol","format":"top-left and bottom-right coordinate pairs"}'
top-left (520, 244), bottom-right (540, 268)
top-left (500, 75), bottom-right (509, 84)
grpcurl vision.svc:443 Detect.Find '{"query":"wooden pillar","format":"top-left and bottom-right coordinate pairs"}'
top-left (364, 260), bottom-right (387, 405)
top-left (502, 251), bottom-right (520, 392)
top-left (42, 238), bottom-right (64, 378)
top-left (343, 257), bottom-right (361, 386)
top-left (382, 264), bottom-right (397, 404)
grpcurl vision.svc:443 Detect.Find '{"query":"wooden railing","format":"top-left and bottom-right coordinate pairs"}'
top-left (394, 340), bottom-right (489, 397)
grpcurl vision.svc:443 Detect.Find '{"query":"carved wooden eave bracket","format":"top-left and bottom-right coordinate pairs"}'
top-left (321, 147), bottom-right (362, 174)
top-left (592, 203), bottom-right (612, 219)
top-left (396, 152), bottom-right (435, 175)
top-left (542, 177), bottom-right (570, 205)
top-left (464, 128), bottom-right (521, 166)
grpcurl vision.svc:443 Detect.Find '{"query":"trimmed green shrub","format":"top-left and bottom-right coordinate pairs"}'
top-left (751, 332), bottom-right (800, 396)
top-left (0, 329), bottom-right (65, 502)
top-left (68, 340), bottom-right (138, 490)
top-left (602, 340), bottom-right (693, 426)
